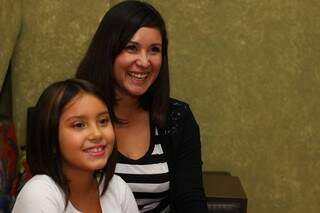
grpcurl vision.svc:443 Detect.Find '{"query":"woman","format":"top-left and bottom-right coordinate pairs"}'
top-left (12, 79), bottom-right (138, 213)
top-left (76, 1), bottom-right (208, 212)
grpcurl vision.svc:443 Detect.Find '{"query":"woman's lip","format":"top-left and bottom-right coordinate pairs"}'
top-left (128, 71), bottom-right (149, 77)
top-left (127, 71), bottom-right (150, 83)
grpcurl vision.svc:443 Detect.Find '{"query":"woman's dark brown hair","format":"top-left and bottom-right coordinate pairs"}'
top-left (76, 0), bottom-right (170, 127)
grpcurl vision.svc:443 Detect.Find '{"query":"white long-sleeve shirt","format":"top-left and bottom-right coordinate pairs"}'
top-left (12, 174), bottom-right (139, 213)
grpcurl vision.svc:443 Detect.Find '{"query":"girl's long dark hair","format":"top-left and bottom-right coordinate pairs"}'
top-left (27, 78), bottom-right (117, 207)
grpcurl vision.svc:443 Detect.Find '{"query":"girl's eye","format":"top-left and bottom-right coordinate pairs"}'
top-left (72, 122), bottom-right (86, 129)
top-left (98, 117), bottom-right (109, 126)
top-left (124, 44), bottom-right (138, 53)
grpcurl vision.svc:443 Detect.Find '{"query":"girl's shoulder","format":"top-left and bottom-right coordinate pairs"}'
top-left (106, 174), bottom-right (131, 195)
top-left (12, 175), bottom-right (65, 212)
top-left (18, 174), bottom-right (62, 195)
top-left (100, 175), bottom-right (139, 213)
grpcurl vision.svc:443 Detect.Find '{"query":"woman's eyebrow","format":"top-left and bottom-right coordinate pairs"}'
top-left (128, 40), bottom-right (162, 46)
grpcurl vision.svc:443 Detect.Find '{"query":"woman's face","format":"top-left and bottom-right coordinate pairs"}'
top-left (113, 27), bottom-right (162, 99)
top-left (58, 93), bottom-right (115, 175)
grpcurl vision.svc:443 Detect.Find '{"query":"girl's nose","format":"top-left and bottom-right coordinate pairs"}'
top-left (88, 125), bottom-right (102, 142)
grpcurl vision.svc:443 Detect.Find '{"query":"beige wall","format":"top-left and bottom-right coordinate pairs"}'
top-left (1, 0), bottom-right (320, 212)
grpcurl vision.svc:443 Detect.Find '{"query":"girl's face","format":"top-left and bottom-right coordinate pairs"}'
top-left (58, 93), bottom-right (115, 175)
top-left (113, 27), bottom-right (162, 99)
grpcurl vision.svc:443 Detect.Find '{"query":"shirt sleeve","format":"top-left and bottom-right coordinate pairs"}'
top-left (12, 176), bottom-right (65, 213)
top-left (117, 176), bottom-right (139, 213)
top-left (172, 104), bottom-right (209, 213)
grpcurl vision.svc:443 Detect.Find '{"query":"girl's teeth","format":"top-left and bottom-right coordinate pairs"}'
top-left (86, 147), bottom-right (103, 153)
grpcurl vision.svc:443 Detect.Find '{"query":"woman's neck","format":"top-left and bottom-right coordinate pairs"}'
top-left (115, 91), bottom-right (144, 121)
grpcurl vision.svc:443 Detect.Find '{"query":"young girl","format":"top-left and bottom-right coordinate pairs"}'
top-left (12, 79), bottom-right (139, 213)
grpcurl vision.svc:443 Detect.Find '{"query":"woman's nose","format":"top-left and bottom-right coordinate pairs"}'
top-left (136, 51), bottom-right (151, 68)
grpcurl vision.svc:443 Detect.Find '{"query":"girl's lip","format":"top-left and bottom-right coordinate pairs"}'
top-left (83, 145), bottom-right (106, 157)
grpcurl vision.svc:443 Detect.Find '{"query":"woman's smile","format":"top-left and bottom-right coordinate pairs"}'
top-left (127, 71), bottom-right (150, 81)
top-left (113, 27), bottom-right (162, 98)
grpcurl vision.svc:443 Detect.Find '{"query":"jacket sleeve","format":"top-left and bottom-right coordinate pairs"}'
top-left (171, 104), bottom-right (208, 213)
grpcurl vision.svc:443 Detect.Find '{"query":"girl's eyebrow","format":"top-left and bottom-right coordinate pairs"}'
top-left (64, 111), bottom-right (109, 121)
top-left (98, 111), bottom-right (110, 117)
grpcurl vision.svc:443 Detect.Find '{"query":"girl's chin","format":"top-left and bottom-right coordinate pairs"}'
top-left (91, 161), bottom-right (108, 171)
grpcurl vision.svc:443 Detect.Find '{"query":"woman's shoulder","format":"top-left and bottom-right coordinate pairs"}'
top-left (167, 98), bottom-right (195, 122)
top-left (167, 98), bottom-right (192, 119)
top-left (168, 98), bottom-right (190, 111)
top-left (163, 98), bottom-right (196, 135)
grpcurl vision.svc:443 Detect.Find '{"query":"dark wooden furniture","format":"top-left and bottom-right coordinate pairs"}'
top-left (203, 172), bottom-right (247, 213)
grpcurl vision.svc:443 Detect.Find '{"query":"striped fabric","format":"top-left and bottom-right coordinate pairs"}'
top-left (115, 127), bottom-right (170, 213)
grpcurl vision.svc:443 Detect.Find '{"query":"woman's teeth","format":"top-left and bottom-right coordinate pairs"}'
top-left (128, 72), bottom-right (148, 80)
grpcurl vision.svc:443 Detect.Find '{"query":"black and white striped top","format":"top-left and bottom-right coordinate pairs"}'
top-left (115, 126), bottom-right (170, 213)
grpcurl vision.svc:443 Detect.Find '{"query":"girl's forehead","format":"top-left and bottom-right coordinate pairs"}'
top-left (61, 93), bottom-right (108, 117)
top-left (62, 92), bottom-right (84, 111)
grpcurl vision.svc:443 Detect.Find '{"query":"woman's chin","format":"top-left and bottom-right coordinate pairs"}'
top-left (119, 86), bottom-right (149, 99)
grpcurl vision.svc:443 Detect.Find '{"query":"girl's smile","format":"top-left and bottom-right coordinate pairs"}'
top-left (83, 144), bottom-right (107, 158)
top-left (58, 93), bottom-right (115, 174)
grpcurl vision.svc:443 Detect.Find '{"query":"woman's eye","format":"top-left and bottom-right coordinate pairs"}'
top-left (124, 44), bottom-right (138, 53)
top-left (72, 122), bottom-right (86, 129)
top-left (150, 46), bottom-right (162, 54)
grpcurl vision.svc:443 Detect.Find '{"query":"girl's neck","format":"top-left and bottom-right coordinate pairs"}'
top-left (64, 168), bottom-right (97, 194)
top-left (69, 174), bottom-right (97, 195)
top-left (65, 169), bottom-right (101, 212)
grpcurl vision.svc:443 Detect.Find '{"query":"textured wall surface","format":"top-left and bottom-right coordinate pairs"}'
top-left (147, 1), bottom-right (320, 213)
top-left (1, 0), bottom-right (110, 144)
top-left (0, 0), bottom-right (21, 88)
top-left (1, 0), bottom-right (320, 213)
